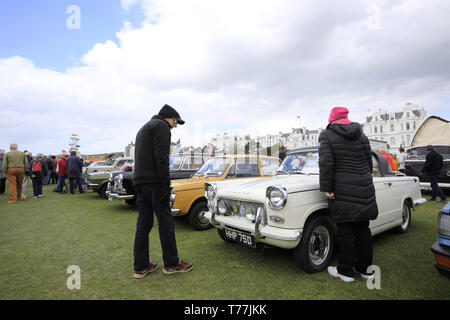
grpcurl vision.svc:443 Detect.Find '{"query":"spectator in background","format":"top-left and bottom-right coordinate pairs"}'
top-left (377, 146), bottom-right (395, 171)
top-left (54, 152), bottom-right (69, 194)
top-left (398, 147), bottom-right (407, 173)
top-left (422, 145), bottom-right (447, 203)
top-left (43, 155), bottom-right (54, 185)
top-left (50, 156), bottom-right (58, 184)
top-left (22, 151), bottom-right (32, 198)
top-left (67, 151), bottom-right (84, 194)
top-left (2, 143), bottom-right (28, 204)
top-left (0, 150), bottom-right (7, 194)
top-left (404, 163), bottom-right (418, 177)
top-left (392, 153), bottom-right (399, 171)
top-left (29, 153), bottom-right (48, 198)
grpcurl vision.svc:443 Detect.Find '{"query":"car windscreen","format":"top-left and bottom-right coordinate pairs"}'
top-left (407, 146), bottom-right (450, 160)
top-left (194, 158), bottom-right (231, 177)
top-left (170, 155), bottom-right (183, 170)
top-left (278, 151), bottom-right (319, 175)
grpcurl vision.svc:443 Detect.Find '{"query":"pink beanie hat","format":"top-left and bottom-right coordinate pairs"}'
top-left (328, 106), bottom-right (352, 124)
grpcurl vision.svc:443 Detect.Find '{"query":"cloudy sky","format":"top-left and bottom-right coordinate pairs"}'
top-left (1, 0), bottom-right (449, 155)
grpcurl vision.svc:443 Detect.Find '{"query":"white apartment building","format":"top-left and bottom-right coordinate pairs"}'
top-left (362, 102), bottom-right (427, 153)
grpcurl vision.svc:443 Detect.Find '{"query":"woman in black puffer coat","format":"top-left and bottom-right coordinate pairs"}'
top-left (318, 106), bottom-right (379, 282)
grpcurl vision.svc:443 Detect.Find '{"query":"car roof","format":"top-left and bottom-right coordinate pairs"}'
top-left (286, 146), bottom-right (319, 155)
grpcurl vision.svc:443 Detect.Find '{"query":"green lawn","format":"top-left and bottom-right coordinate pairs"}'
top-left (0, 183), bottom-right (449, 300)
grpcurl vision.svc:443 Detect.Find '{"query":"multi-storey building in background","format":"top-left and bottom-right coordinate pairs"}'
top-left (362, 102), bottom-right (427, 153)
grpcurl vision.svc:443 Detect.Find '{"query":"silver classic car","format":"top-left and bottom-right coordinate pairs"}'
top-left (204, 147), bottom-right (426, 273)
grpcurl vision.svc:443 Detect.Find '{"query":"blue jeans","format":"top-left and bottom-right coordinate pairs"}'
top-left (55, 176), bottom-right (67, 192)
top-left (43, 170), bottom-right (53, 185)
top-left (430, 175), bottom-right (446, 201)
top-left (134, 183), bottom-right (179, 271)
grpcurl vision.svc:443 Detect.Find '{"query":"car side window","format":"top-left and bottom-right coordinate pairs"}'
top-left (225, 161), bottom-right (236, 179)
top-left (260, 158), bottom-right (280, 176)
top-left (372, 155), bottom-right (381, 177)
top-left (234, 159), bottom-right (260, 178)
top-left (116, 160), bottom-right (125, 167)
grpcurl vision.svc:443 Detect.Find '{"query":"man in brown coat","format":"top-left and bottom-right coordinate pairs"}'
top-left (1, 143), bottom-right (29, 203)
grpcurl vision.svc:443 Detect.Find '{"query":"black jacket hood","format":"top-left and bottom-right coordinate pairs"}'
top-left (327, 122), bottom-right (362, 140)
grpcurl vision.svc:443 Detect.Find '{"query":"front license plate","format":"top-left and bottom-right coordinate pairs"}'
top-left (223, 228), bottom-right (256, 248)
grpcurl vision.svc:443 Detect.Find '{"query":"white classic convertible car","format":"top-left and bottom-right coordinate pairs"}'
top-left (204, 147), bottom-right (427, 273)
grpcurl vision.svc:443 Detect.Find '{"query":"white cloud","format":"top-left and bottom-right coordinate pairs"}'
top-left (1, 0), bottom-right (450, 155)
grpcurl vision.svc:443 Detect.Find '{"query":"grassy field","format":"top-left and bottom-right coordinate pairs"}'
top-left (0, 183), bottom-right (449, 300)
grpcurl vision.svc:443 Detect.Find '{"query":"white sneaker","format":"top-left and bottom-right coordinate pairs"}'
top-left (355, 269), bottom-right (375, 280)
top-left (38, 195), bottom-right (43, 198)
top-left (327, 266), bottom-right (355, 283)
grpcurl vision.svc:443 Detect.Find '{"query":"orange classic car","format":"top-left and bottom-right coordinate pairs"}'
top-left (170, 154), bottom-right (281, 230)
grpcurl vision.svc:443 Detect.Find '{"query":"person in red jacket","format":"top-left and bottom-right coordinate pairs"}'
top-left (54, 152), bottom-right (69, 193)
top-left (377, 147), bottom-right (395, 171)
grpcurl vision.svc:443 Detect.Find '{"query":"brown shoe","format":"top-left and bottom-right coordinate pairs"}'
top-left (133, 262), bottom-right (159, 279)
top-left (7, 201), bottom-right (16, 204)
top-left (163, 259), bottom-right (194, 275)
top-left (20, 196), bottom-right (27, 200)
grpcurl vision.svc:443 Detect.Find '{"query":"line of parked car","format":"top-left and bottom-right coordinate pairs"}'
top-left (82, 145), bottom-right (450, 276)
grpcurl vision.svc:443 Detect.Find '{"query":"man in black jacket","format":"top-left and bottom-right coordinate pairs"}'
top-left (132, 104), bottom-right (193, 279)
top-left (319, 106), bottom-right (378, 283)
top-left (422, 145), bottom-right (447, 203)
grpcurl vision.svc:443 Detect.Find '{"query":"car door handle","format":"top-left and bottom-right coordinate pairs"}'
top-left (384, 182), bottom-right (392, 187)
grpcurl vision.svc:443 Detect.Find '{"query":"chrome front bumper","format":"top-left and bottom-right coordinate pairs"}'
top-left (206, 204), bottom-right (301, 243)
top-left (106, 190), bottom-right (135, 200)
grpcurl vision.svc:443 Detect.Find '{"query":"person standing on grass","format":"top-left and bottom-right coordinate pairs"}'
top-left (319, 106), bottom-right (378, 283)
top-left (132, 104), bottom-right (193, 279)
top-left (21, 151), bottom-right (33, 198)
top-left (422, 145), bottom-right (447, 203)
top-left (67, 151), bottom-right (84, 194)
top-left (54, 152), bottom-right (68, 193)
top-left (398, 147), bottom-right (407, 172)
top-left (0, 150), bottom-right (7, 195)
top-left (29, 153), bottom-right (48, 198)
top-left (1, 143), bottom-right (28, 204)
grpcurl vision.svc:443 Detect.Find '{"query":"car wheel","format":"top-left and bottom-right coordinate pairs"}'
top-left (188, 202), bottom-right (212, 231)
top-left (394, 202), bottom-right (411, 234)
top-left (294, 215), bottom-right (335, 273)
top-left (99, 183), bottom-right (108, 199)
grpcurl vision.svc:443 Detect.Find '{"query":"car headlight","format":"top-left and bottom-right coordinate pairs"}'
top-left (244, 205), bottom-right (257, 222)
top-left (113, 173), bottom-right (123, 190)
top-left (170, 188), bottom-right (176, 206)
top-left (266, 185), bottom-right (288, 210)
top-left (217, 200), bottom-right (227, 215)
top-left (205, 183), bottom-right (217, 200)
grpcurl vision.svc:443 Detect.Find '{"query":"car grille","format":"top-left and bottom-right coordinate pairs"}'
top-left (219, 199), bottom-right (264, 217)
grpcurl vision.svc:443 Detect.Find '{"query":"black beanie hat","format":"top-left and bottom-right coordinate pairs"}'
top-left (158, 104), bottom-right (185, 125)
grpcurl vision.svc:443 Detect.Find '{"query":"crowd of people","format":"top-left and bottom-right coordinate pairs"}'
top-left (0, 144), bottom-right (85, 203)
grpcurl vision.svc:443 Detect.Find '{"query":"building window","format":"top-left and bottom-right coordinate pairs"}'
top-left (406, 122), bottom-right (410, 130)
top-left (374, 126), bottom-right (377, 133)
top-left (390, 137), bottom-right (396, 145)
top-left (390, 124), bottom-right (395, 132)
top-left (401, 123), bottom-right (403, 131)
top-left (413, 121), bottom-right (416, 130)
top-left (380, 125), bottom-right (383, 133)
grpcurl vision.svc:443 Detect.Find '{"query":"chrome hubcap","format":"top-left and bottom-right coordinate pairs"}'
top-left (401, 205), bottom-right (410, 230)
top-left (309, 226), bottom-right (330, 266)
top-left (198, 210), bottom-right (210, 225)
